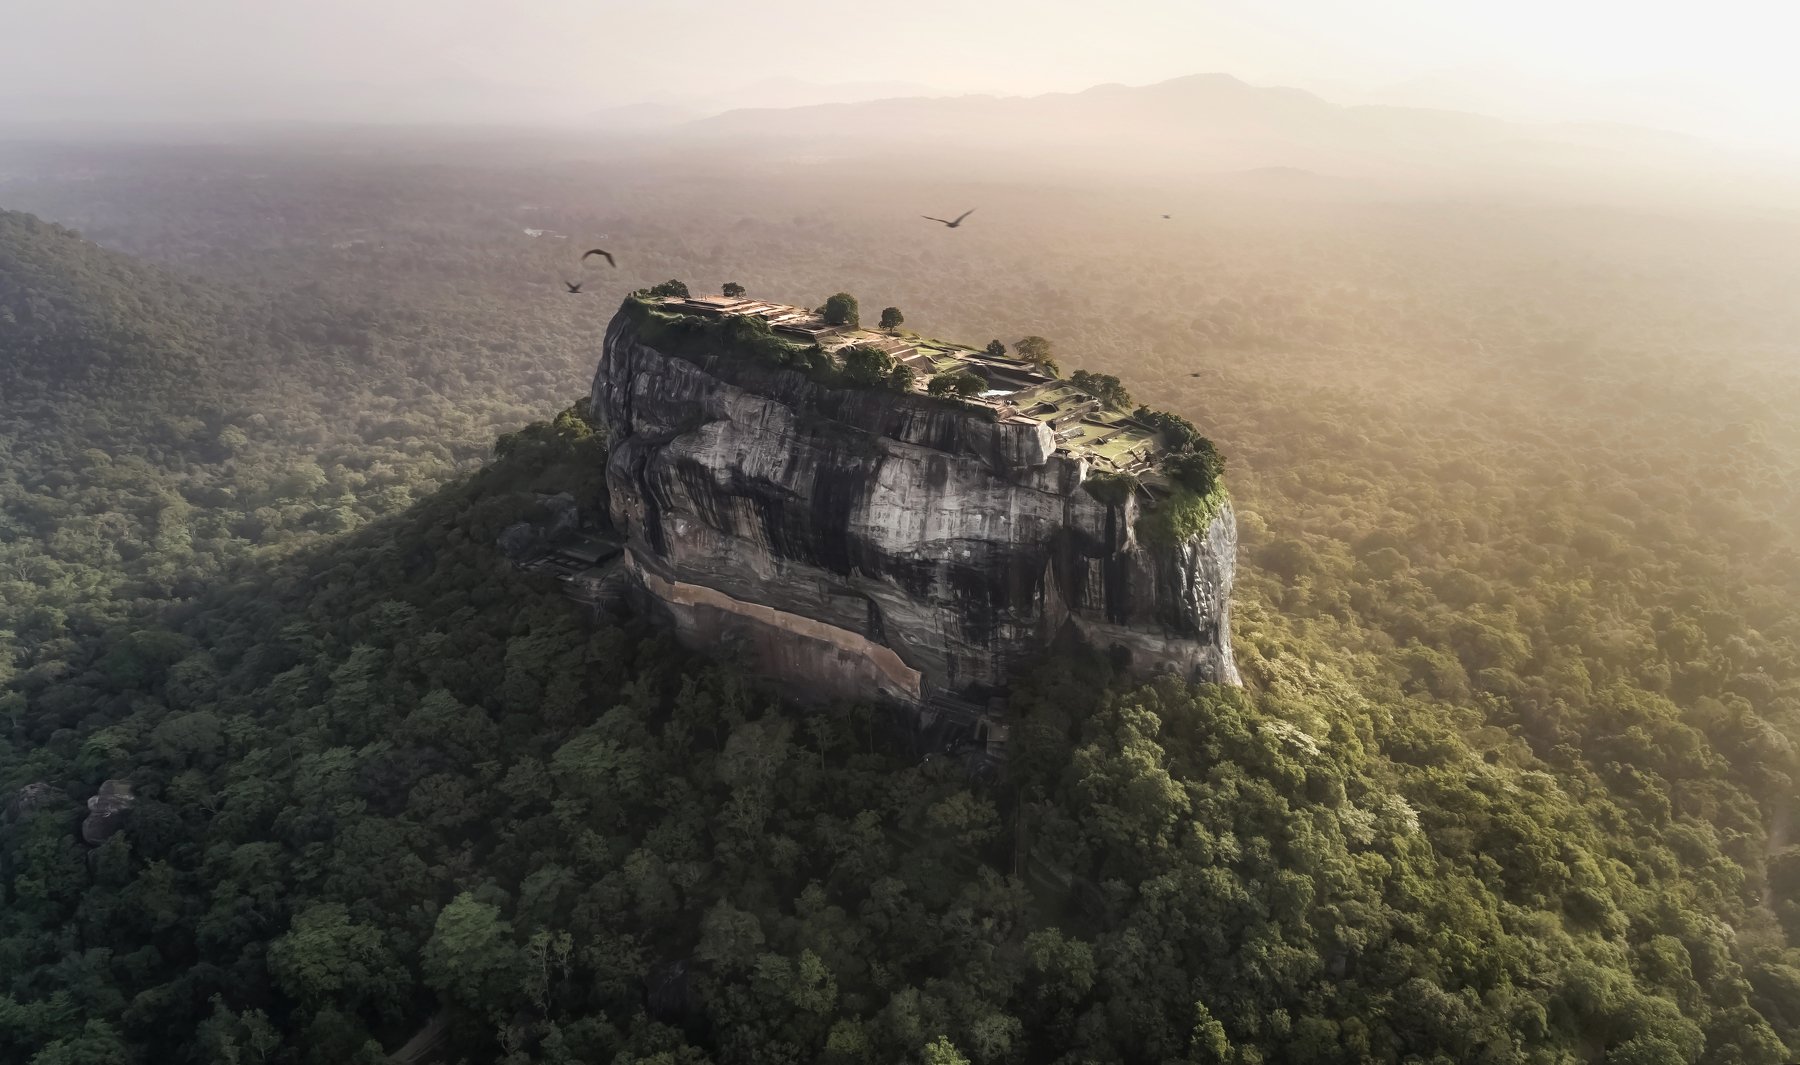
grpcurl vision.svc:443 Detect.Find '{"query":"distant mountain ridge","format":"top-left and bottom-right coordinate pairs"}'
top-left (585, 77), bottom-right (944, 131)
top-left (672, 72), bottom-right (1761, 199)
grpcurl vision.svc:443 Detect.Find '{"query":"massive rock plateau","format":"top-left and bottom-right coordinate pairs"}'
top-left (590, 301), bottom-right (1238, 707)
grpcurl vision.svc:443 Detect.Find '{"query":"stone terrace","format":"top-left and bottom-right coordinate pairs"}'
top-left (651, 294), bottom-right (1169, 477)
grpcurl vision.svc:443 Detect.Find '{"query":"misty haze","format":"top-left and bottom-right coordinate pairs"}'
top-left (1, 3), bottom-right (1798, 1064)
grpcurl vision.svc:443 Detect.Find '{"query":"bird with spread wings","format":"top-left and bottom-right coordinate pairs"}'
top-left (922, 209), bottom-right (975, 229)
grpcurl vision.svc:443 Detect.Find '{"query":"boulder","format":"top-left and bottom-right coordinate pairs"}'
top-left (538, 491), bottom-right (581, 538)
top-left (81, 779), bottom-right (136, 845)
top-left (496, 521), bottom-right (542, 561)
top-left (6, 781), bottom-right (61, 822)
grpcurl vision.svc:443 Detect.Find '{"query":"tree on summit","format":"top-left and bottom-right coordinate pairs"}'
top-left (646, 279), bottom-right (690, 298)
top-left (722, 281), bottom-right (746, 298)
top-left (1071, 369), bottom-right (1132, 410)
top-left (1134, 406), bottom-right (1201, 451)
top-left (985, 339), bottom-right (1006, 358)
top-left (840, 345), bottom-right (896, 387)
top-left (1014, 336), bottom-right (1060, 375)
top-left (821, 292), bottom-right (860, 328)
top-left (1165, 444), bottom-right (1225, 495)
top-left (1015, 335), bottom-right (1053, 364)
top-left (928, 370), bottom-right (987, 398)
top-left (880, 306), bottom-right (904, 332)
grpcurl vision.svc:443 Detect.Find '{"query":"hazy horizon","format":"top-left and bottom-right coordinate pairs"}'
top-left (4, 0), bottom-right (1799, 151)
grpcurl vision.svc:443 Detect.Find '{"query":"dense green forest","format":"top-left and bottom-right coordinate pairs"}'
top-left (0, 207), bottom-right (580, 686)
top-left (1, 139), bottom-right (1798, 1063)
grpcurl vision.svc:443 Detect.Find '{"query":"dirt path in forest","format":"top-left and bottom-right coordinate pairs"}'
top-left (389, 1011), bottom-right (449, 1064)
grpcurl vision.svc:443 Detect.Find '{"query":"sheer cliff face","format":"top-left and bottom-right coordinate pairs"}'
top-left (591, 307), bottom-right (1238, 703)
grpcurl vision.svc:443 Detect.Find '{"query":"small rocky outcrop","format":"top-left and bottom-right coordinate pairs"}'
top-left (589, 299), bottom-right (1239, 706)
top-left (539, 491), bottom-right (581, 537)
top-left (497, 492), bottom-right (586, 561)
top-left (81, 779), bottom-right (136, 845)
top-left (497, 521), bottom-right (542, 561)
top-left (6, 781), bottom-right (61, 822)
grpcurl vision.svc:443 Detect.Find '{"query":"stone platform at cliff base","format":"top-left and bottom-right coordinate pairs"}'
top-left (589, 294), bottom-right (1239, 714)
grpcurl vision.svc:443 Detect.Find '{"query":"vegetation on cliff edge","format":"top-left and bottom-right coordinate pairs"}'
top-left (620, 294), bottom-right (997, 417)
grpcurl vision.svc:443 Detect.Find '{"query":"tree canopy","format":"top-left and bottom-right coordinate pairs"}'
top-left (838, 344), bottom-right (899, 389)
top-left (1015, 336), bottom-right (1053, 364)
top-left (1070, 369), bottom-right (1132, 410)
top-left (928, 370), bottom-right (989, 398)
top-left (821, 292), bottom-right (860, 328)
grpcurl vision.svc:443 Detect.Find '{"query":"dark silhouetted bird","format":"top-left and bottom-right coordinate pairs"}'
top-left (564, 280), bottom-right (584, 294)
top-left (582, 248), bottom-right (616, 267)
top-left (1162, 214), bottom-right (1172, 219)
top-left (922, 209), bottom-right (975, 228)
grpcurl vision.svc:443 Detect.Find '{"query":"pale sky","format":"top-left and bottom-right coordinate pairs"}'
top-left (3, 0), bottom-right (1796, 146)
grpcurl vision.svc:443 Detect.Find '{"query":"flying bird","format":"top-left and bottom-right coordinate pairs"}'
top-left (1162, 214), bottom-right (1172, 219)
top-left (922, 209), bottom-right (975, 229)
top-left (582, 248), bottom-right (616, 267)
top-left (564, 280), bottom-right (584, 294)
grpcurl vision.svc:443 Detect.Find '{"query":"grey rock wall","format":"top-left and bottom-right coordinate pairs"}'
top-left (591, 305), bottom-right (1238, 700)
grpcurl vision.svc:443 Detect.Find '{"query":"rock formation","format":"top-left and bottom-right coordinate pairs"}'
top-left (81, 779), bottom-right (136, 845)
top-left (497, 492), bottom-right (584, 562)
top-left (590, 297), bottom-right (1238, 707)
top-left (6, 782), bottom-right (61, 822)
